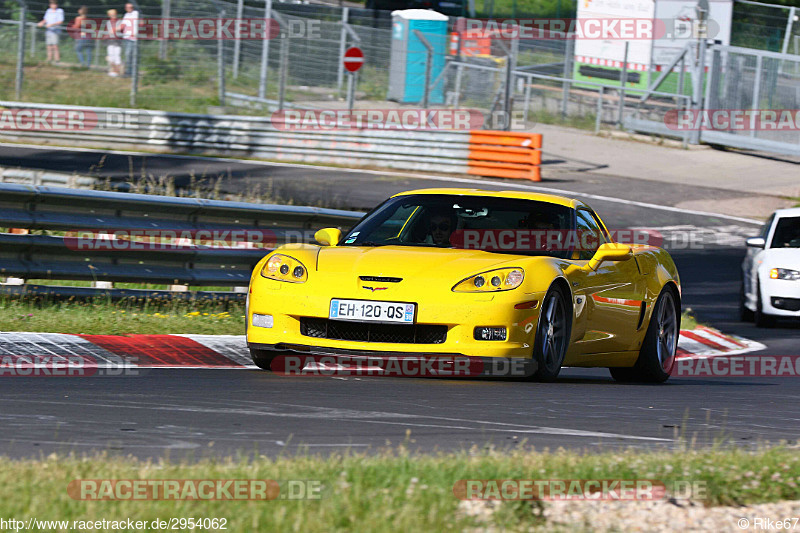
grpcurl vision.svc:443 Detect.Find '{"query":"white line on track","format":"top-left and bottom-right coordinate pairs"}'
top-left (2, 142), bottom-right (764, 225)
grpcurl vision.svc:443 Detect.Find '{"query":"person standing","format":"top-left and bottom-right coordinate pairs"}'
top-left (37, 1), bottom-right (65, 63)
top-left (120, 3), bottom-right (139, 78)
top-left (70, 6), bottom-right (92, 67)
top-left (105, 9), bottom-right (122, 77)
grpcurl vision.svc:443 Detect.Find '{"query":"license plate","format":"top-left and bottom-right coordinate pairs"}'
top-left (329, 299), bottom-right (415, 324)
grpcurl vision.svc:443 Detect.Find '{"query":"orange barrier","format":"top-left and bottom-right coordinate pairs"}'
top-left (466, 131), bottom-right (542, 181)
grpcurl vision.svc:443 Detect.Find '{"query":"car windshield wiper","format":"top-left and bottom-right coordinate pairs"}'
top-left (356, 240), bottom-right (386, 247)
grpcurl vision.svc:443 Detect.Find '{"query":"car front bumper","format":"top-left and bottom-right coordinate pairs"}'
top-left (246, 276), bottom-right (548, 359)
top-left (761, 276), bottom-right (800, 317)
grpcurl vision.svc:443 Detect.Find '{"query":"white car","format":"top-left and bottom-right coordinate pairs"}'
top-left (741, 207), bottom-right (800, 327)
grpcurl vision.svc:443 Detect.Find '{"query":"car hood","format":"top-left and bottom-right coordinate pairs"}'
top-left (317, 246), bottom-right (523, 278)
top-left (762, 247), bottom-right (800, 268)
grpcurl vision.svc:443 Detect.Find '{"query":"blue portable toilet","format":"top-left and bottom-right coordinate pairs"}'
top-left (388, 10), bottom-right (448, 105)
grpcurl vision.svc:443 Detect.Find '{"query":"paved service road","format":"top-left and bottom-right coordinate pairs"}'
top-left (1, 145), bottom-right (798, 459)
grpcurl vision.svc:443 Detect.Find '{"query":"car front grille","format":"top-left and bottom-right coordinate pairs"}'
top-left (300, 317), bottom-right (447, 344)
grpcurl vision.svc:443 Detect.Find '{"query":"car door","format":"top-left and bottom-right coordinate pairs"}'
top-left (567, 208), bottom-right (644, 355)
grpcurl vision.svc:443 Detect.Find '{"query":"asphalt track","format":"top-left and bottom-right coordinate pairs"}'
top-left (1, 144), bottom-right (799, 459)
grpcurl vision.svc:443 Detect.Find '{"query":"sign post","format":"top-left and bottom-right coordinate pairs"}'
top-left (343, 46), bottom-right (364, 113)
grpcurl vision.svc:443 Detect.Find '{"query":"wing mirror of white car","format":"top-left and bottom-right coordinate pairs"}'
top-left (583, 243), bottom-right (633, 271)
top-left (745, 237), bottom-right (766, 248)
top-left (315, 228), bottom-right (342, 247)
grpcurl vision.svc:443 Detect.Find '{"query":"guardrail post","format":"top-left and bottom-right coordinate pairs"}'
top-left (129, 40), bottom-right (139, 107)
top-left (413, 30), bottom-right (433, 109)
top-left (690, 39), bottom-right (707, 145)
top-left (93, 33), bottom-right (101, 67)
top-left (218, 11), bottom-right (226, 107)
top-left (15, 1), bottom-right (27, 100)
top-left (29, 20), bottom-right (36, 57)
top-left (336, 7), bottom-right (349, 96)
top-left (159, 0), bottom-right (171, 60)
top-left (232, 0), bottom-right (243, 78)
top-left (503, 37), bottom-right (518, 130)
top-left (749, 52), bottom-right (762, 139)
top-left (617, 41), bottom-right (628, 129)
top-left (278, 35), bottom-right (288, 111)
top-left (560, 37), bottom-right (574, 118)
top-left (258, 0), bottom-right (272, 99)
top-left (453, 62), bottom-right (463, 108)
top-left (595, 86), bottom-right (603, 134)
top-left (522, 74), bottom-right (531, 122)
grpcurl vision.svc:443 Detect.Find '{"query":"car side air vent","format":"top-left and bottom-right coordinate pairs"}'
top-left (359, 276), bottom-right (403, 283)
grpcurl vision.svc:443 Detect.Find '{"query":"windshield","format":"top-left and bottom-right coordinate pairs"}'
top-left (341, 194), bottom-right (574, 258)
top-left (770, 216), bottom-right (800, 248)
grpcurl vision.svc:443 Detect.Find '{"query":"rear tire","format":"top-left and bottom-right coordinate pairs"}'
top-left (609, 286), bottom-right (679, 384)
top-left (530, 285), bottom-right (570, 382)
top-left (250, 348), bottom-right (278, 371)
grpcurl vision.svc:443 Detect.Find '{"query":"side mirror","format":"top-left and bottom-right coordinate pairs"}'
top-left (315, 228), bottom-right (342, 247)
top-left (585, 243), bottom-right (633, 271)
top-left (745, 237), bottom-right (765, 248)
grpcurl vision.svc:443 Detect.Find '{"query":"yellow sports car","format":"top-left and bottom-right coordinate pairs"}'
top-left (246, 188), bottom-right (681, 382)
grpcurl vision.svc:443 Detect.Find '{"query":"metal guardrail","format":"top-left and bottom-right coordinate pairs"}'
top-left (0, 166), bottom-right (97, 189)
top-left (0, 183), bottom-right (364, 290)
top-left (0, 101), bottom-right (476, 174)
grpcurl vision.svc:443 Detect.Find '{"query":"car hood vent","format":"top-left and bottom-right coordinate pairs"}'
top-left (359, 276), bottom-right (403, 283)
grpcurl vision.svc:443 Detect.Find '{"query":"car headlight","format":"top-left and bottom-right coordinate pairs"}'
top-left (261, 254), bottom-right (308, 283)
top-left (770, 268), bottom-right (800, 280)
top-left (452, 268), bottom-right (524, 292)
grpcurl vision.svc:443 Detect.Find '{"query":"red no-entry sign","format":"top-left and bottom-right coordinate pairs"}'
top-left (343, 47), bottom-right (364, 73)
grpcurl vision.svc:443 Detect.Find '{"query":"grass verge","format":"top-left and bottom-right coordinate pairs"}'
top-left (0, 299), bottom-right (703, 337)
top-left (0, 297), bottom-right (245, 335)
top-left (1, 446), bottom-right (799, 532)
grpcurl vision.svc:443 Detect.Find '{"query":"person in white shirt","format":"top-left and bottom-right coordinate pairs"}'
top-left (37, 1), bottom-right (65, 63)
top-left (105, 9), bottom-right (122, 77)
top-left (120, 3), bottom-right (139, 78)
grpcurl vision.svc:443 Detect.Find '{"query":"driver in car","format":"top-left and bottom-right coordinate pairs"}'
top-left (426, 210), bottom-right (457, 247)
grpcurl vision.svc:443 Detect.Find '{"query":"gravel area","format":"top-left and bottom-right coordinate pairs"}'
top-left (459, 498), bottom-right (800, 532)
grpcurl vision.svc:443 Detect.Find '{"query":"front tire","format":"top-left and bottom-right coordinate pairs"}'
top-left (754, 280), bottom-right (775, 328)
top-left (609, 286), bottom-right (679, 383)
top-left (739, 280), bottom-right (754, 322)
top-left (530, 285), bottom-right (570, 382)
top-left (250, 348), bottom-right (278, 371)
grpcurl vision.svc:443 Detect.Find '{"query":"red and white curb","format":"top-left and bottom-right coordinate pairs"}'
top-left (0, 327), bottom-right (764, 370)
top-left (0, 332), bottom-right (254, 369)
top-left (676, 326), bottom-right (765, 359)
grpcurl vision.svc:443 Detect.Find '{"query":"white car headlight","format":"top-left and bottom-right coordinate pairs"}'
top-left (770, 268), bottom-right (800, 280)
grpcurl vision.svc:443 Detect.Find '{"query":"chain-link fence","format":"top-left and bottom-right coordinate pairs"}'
top-left (705, 45), bottom-right (800, 149)
top-left (1, 0), bottom-right (799, 157)
top-left (731, 0), bottom-right (798, 54)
